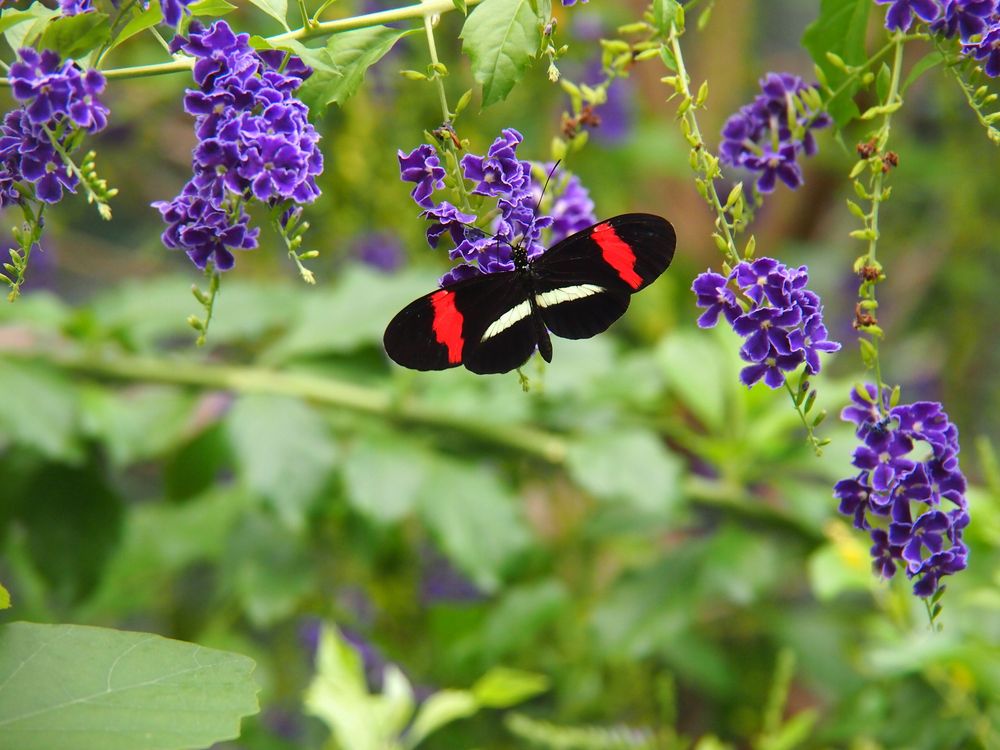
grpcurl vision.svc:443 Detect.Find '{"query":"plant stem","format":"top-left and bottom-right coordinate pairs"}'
top-left (0, 0), bottom-right (484, 86)
top-left (422, 5), bottom-right (451, 123)
top-left (666, 25), bottom-right (741, 267)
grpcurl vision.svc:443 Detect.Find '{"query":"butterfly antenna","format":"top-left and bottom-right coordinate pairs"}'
top-left (532, 159), bottom-right (562, 225)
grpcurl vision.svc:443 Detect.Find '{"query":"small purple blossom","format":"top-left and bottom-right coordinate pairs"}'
top-left (875, 0), bottom-right (941, 31)
top-left (963, 20), bottom-right (1000, 77)
top-left (561, 0), bottom-right (589, 5)
top-left (692, 258), bottom-right (841, 389)
top-left (719, 73), bottom-right (829, 195)
top-left (59, 0), bottom-right (93, 14)
top-left (931, 0), bottom-right (995, 40)
top-left (353, 232), bottom-right (405, 273)
top-left (398, 130), bottom-right (591, 285)
top-left (153, 21), bottom-right (323, 271)
top-left (835, 386), bottom-right (969, 597)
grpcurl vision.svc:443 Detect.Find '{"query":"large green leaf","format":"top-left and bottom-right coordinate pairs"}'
top-left (342, 431), bottom-right (432, 524)
top-left (226, 393), bottom-right (339, 530)
top-left (0, 360), bottom-right (81, 463)
top-left (567, 429), bottom-right (683, 516)
top-left (2, 4), bottom-right (58, 51)
top-left (298, 26), bottom-right (413, 112)
top-left (802, 0), bottom-right (870, 126)
top-left (111, 4), bottom-right (163, 51)
top-left (0, 622), bottom-right (259, 750)
top-left (38, 13), bottom-right (110, 59)
top-left (417, 458), bottom-right (531, 592)
top-left (460, 0), bottom-right (543, 107)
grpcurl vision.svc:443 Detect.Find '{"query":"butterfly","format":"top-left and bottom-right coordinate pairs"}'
top-left (383, 213), bottom-right (676, 374)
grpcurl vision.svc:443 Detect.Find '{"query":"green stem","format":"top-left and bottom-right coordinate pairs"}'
top-left (783, 378), bottom-right (823, 456)
top-left (296, 0), bottom-right (312, 28)
top-left (422, 6), bottom-right (451, 124)
top-left (858, 36), bottom-right (904, 412)
top-left (0, 0), bottom-right (484, 86)
top-left (667, 26), bottom-right (741, 267)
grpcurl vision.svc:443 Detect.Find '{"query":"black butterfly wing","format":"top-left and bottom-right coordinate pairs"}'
top-left (531, 213), bottom-right (675, 339)
top-left (383, 271), bottom-right (540, 374)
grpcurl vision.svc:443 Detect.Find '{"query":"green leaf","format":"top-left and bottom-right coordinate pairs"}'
top-left (248, 0), bottom-right (289, 29)
top-left (807, 542), bottom-right (873, 601)
top-left (342, 431), bottom-right (431, 524)
top-left (406, 690), bottom-right (478, 748)
top-left (902, 50), bottom-right (943, 94)
top-left (187, 0), bottom-right (238, 16)
top-left (111, 4), bottom-right (163, 51)
top-left (417, 458), bottom-right (531, 592)
top-left (801, 0), bottom-right (870, 126)
top-left (453, 0), bottom-right (468, 13)
top-left (80, 386), bottom-right (196, 467)
top-left (305, 625), bottom-right (415, 750)
top-left (2, 4), bottom-right (58, 49)
top-left (651, 0), bottom-right (682, 35)
top-left (0, 622), bottom-right (259, 750)
top-left (472, 667), bottom-right (549, 707)
top-left (39, 13), bottom-right (110, 59)
top-left (875, 62), bottom-right (891, 102)
top-left (0, 360), bottom-right (81, 462)
top-left (567, 429), bottom-right (683, 515)
top-left (298, 26), bottom-right (413, 112)
top-left (0, 584), bottom-right (9, 610)
top-left (226, 394), bottom-right (339, 530)
top-left (460, 0), bottom-right (543, 107)
top-left (223, 512), bottom-right (317, 627)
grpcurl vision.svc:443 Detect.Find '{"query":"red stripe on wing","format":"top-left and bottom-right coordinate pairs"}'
top-left (431, 289), bottom-right (464, 364)
top-left (591, 222), bottom-right (642, 290)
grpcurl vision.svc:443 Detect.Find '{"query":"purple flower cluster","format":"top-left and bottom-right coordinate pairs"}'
top-left (153, 22), bottom-right (323, 271)
top-left (397, 129), bottom-right (595, 286)
top-left (692, 258), bottom-right (841, 388)
top-left (60, 0), bottom-right (194, 27)
top-left (719, 73), bottom-right (830, 194)
top-left (876, 0), bottom-right (1000, 76)
top-left (834, 385), bottom-right (969, 596)
top-left (0, 49), bottom-right (109, 206)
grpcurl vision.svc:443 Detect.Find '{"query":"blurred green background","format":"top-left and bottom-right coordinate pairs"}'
top-left (1, 1), bottom-right (999, 748)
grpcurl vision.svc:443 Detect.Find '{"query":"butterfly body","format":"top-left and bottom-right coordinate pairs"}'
top-left (384, 213), bottom-right (676, 374)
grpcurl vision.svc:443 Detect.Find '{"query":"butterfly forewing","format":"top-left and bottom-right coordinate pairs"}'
top-left (533, 280), bottom-right (631, 340)
top-left (533, 213), bottom-right (676, 293)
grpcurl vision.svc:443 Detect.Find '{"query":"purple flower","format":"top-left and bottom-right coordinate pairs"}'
top-left (59, 0), bottom-right (93, 14)
top-left (154, 186), bottom-right (259, 270)
top-left (719, 73), bottom-right (829, 195)
top-left (398, 144), bottom-right (445, 208)
top-left (154, 21), bottom-right (323, 271)
top-left (875, 0), bottom-right (942, 31)
top-left (9, 49), bottom-right (109, 133)
top-left (963, 20), bottom-right (1000, 77)
top-left (399, 131), bottom-right (588, 285)
top-left (834, 388), bottom-right (969, 597)
top-left (931, 0), bottom-right (995, 40)
top-left (562, 0), bottom-right (589, 5)
top-left (692, 258), bottom-right (840, 389)
top-left (353, 232), bottom-right (405, 273)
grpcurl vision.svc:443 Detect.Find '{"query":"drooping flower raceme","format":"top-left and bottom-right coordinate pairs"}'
top-left (719, 73), bottom-right (830, 194)
top-left (0, 48), bottom-right (109, 206)
top-left (397, 129), bottom-right (595, 286)
top-left (692, 258), bottom-right (841, 388)
top-left (834, 385), bottom-right (969, 597)
top-left (153, 21), bottom-right (323, 271)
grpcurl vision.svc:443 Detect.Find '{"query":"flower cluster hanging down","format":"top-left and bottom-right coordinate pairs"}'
top-left (692, 258), bottom-right (841, 388)
top-left (153, 21), bottom-right (323, 271)
top-left (718, 73), bottom-right (830, 194)
top-left (835, 385), bottom-right (969, 596)
top-left (397, 128), bottom-right (596, 285)
top-left (0, 48), bottom-right (109, 207)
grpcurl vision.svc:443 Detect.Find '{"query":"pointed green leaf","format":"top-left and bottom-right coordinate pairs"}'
top-left (0, 584), bottom-right (9, 610)
top-left (802, 0), bottom-right (870, 126)
top-left (460, 0), bottom-right (542, 107)
top-left (248, 0), bottom-right (289, 29)
top-left (0, 622), bottom-right (259, 750)
top-left (298, 25), bottom-right (413, 111)
top-left (187, 0), bottom-right (238, 15)
top-left (39, 12), bottom-right (110, 59)
top-left (111, 4), bottom-right (163, 51)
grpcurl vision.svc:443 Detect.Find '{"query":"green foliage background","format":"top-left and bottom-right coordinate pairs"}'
top-left (1, 1), bottom-right (999, 748)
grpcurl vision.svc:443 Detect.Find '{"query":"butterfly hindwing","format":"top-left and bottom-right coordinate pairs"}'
top-left (460, 275), bottom-right (541, 374)
top-left (534, 280), bottom-right (631, 340)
